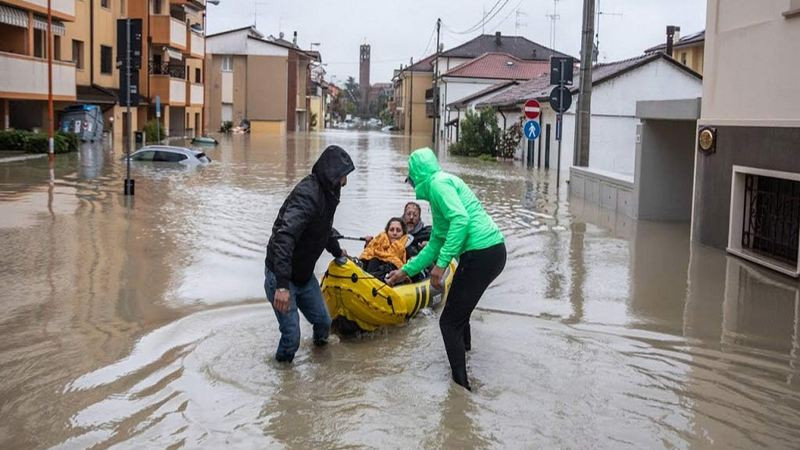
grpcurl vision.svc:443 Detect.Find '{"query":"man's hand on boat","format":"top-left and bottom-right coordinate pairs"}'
top-left (385, 269), bottom-right (410, 286)
top-left (429, 265), bottom-right (445, 290)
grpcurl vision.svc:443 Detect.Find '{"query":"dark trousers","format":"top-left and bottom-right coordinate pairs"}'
top-left (440, 242), bottom-right (506, 390)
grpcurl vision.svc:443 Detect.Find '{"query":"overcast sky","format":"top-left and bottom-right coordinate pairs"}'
top-left (207, 0), bottom-right (706, 85)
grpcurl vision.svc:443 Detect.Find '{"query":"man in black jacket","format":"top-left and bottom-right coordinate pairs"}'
top-left (265, 145), bottom-right (355, 363)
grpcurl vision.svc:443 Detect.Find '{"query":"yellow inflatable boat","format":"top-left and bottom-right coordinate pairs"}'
top-left (321, 257), bottom-right (456, 334)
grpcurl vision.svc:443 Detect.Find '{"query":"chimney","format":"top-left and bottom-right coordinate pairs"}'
top-left (665, 25), bottom-right (681, 55)
top-left (293, 31), bottom-right (298, 45)
top-left (495, 31), bottom-right (501, 45)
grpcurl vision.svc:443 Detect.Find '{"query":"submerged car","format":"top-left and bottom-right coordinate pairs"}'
top-left (125, 145), bottom-right (211, 165)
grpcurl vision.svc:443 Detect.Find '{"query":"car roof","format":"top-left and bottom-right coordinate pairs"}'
top-left (135, 145), bottom-right (203, 155)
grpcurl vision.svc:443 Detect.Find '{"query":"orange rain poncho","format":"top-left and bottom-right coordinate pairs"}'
top-left (359, 232), bottom-right (409, 269)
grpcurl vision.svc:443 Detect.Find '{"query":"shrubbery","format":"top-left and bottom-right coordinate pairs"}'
top-left (0, 129), bottom-right (79, 154)
top-left (143, 119), bottom-right (165, 143)
top-left (497, 117), bottom-right (523, 159)
top-left (449, 108), bottom-right (500, 157)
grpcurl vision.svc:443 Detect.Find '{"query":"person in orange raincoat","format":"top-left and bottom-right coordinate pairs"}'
top-left (359, 217), bottom-right (408, 279)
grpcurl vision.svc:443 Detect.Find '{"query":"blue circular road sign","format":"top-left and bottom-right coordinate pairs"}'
top-left (524, 120), bottom-right (541, 140)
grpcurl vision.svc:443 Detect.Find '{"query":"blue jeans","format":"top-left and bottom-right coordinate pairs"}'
top-left (264, 268), bottom-right (331, 362)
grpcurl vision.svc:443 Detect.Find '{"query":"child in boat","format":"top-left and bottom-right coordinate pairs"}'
top-left (359, 217), bottom-right (409, 280)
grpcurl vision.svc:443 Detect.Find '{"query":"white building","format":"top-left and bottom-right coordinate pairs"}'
top-left (477, 52), bottom-right (703, 216)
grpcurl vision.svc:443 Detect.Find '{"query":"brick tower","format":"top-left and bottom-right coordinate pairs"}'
top-left (359, 44), bottom-right (371, 116)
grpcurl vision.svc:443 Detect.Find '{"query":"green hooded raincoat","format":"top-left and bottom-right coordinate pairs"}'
top-left (401, 147), bottom-right (504, 277)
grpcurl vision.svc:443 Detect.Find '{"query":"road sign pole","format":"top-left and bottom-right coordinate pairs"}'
top-left (124, 18), bottom-right (134, 196)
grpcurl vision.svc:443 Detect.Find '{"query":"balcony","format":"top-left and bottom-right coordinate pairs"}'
top-left (187, 31), bottom-right (204, 59)
top-left (150, 15), bottom-right (187, 51)
top-left (0, 51), bottom-right (76, 100)
top-left (188, 83), bottom-right (204, 106)
top-left (150, 75), bottom-right (186, 106)
top-left (16, 0), bottom-right (75, 20)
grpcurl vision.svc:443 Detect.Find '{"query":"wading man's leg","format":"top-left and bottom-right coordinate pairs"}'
top-left (265, 269), bottom-right (301, 362)
top-left (295, 276), bottom-right (332, 346)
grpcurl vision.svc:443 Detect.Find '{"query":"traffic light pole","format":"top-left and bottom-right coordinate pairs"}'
top-left (124, 18), bottom-right (134, 196)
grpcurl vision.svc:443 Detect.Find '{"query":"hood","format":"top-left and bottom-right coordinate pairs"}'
top-left (312, 145), bottom-right (355, 196)
top-left (407, 147), bottom-right (441, 200)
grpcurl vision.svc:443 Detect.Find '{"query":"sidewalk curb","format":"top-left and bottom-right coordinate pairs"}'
top-left (0, 154), bottom-right (48, 164)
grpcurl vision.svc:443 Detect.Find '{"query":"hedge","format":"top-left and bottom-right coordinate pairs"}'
top-left (0, 129), bottom-right (79, 154)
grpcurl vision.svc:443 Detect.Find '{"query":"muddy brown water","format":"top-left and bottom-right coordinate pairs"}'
top-left (1, 131), bottom-right (799, 448)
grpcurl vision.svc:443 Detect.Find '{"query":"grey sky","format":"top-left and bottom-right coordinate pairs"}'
top-left (207, 0), bottom-right (706, 85)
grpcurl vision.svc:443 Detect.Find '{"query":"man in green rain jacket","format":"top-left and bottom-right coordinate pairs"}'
top-left (386, 147), bottom-right (506, 391)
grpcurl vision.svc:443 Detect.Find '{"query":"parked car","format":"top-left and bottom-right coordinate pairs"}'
top-left (124, 145), bottom-right (211, 166)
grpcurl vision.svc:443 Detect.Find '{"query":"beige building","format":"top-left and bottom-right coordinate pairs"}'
top-left (128, 0), bottom-right (206, 138)
top-left (61, 0), bottom-right (130, 142)
top-left (645, 29), bottom-right (705, 75)
top-left (392, 55), bottom-right (434, 136)
top-left (691, 0), bottom-right (800, 277)
top-left (205, 26), bottom-right (317, 135)
top-left (0, 0), bottom-right (77, 131)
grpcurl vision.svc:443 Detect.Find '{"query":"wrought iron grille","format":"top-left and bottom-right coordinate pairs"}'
top-left (148, 61), bottom-right (186, 79)
top-left (741, 174), bottom-right (800, 265)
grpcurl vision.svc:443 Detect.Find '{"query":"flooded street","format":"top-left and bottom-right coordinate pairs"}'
top-left (2, 130), bottom-right (800, 448)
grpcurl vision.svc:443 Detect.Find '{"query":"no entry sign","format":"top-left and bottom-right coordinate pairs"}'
top-left (524, 99), bottom-right (541, 120)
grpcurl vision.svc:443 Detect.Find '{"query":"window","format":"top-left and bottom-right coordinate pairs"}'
top-left (100, 45), bottom-right (112, 74)
top-left (34, 29), bottom-right (45, 58)
top-left (154, 151), bottom-right (187, 162)
top-left (221, 56), bottom-right (233, 72)
top-left (195, 68), bottom-right (201, 83)
top-left (53, 35), bottom-right (61, 61)
top-left (153, 0), bottom-right (161, 15)
top-left (741, 174), bottom-right (800, 265)
top-left (72, 40), bottom-right (84, 69)
top-left (101, 0), bottom-right (109, 8)
top-left (132, 151), bottom-right (155, 161)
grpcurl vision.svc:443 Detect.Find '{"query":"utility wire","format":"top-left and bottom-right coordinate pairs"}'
top-left (445, 0), bottom-right (511, 35)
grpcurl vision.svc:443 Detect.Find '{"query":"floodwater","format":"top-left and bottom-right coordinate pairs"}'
top-left (1, 131), bottom-right (800, 449)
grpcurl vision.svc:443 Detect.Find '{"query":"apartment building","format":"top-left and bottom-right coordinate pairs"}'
top-left (0, 0), bottom-right (77, 131)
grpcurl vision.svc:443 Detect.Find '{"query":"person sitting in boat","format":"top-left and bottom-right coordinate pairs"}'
top-left (363, 202), bottom-right (432, 258)
top-left (401, 201), bottom-right (432, 259)
top-left (358, 217), bottom-right (408, 280)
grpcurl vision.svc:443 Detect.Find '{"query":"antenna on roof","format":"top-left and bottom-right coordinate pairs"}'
top-left (594, 0), bottom-right (623, 62)
top-left (514, 9), bottom-right (527, 35)
top-left (545, 0), bottom-right (560, 49)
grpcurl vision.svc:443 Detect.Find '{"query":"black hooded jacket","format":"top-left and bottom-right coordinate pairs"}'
top-left (266, 145), bottom-right (355, 289)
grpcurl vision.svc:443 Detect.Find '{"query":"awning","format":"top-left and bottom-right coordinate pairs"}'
top-left (33, 16), bottom-right (66, 36)
top-left (0, 4), bottom-right (28, 29)
top-left (165, 48), bottom-right (183, 60)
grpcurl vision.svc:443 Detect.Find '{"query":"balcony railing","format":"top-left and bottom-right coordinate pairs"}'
top-left (0, 51), bottom-right (75, 99)
top-left (188, 83), bottom-right (204, 106)
top-left (187, 31), bottom-right (204, 59)
top-left (19, 0), bottom-right (74, 19)
top-left (150, 74), bottom-right (186, 106)
top-left (149, 62), bottom-right (185, 79)
top-left (150, 15), bottom-right (187, 50)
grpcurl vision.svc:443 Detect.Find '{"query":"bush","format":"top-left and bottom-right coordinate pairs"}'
top-left (220, 121), bottom-right (233, 133)
top-left (309, 112), bottom-right (318, 129)
top-left (449, 108), bottom-right (500, 157)
top-left (0, 129), bottom-right (29, 151)
top-left (497, 117), bottom-right (523, 159)
top-left (143, 119), bottom-right (165, 143)
top-left (0, 129), bottom-right (78, 153)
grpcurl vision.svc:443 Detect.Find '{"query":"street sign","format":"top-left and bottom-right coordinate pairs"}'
top-left (155, 95), bottom-right (161, 118)
top-left (524, 120), bottom-right (541, 140)
top-left (550, 56), bottom-right (574, 86)
top-left (524, 99), bottom-right (541, 120)
top-left (549, 86), bottom-right (572, 114)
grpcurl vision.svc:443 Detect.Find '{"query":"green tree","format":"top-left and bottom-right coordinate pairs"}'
top-left (449, 108), bottom-right (500, 157)
top-left (343, 76), bottom-right (361, 114)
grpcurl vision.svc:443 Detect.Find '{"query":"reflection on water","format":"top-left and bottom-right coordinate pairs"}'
top-left (1, 131), bottom-right (799, 448)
